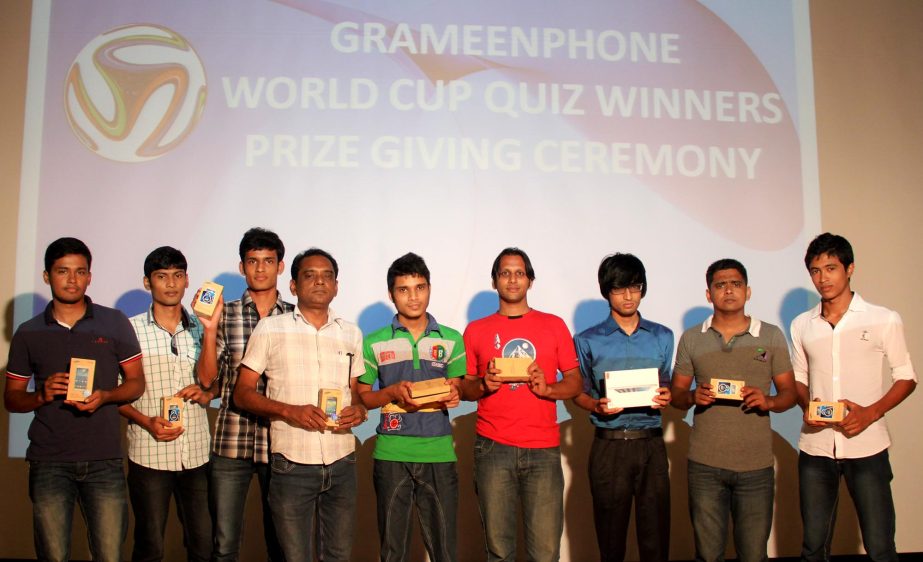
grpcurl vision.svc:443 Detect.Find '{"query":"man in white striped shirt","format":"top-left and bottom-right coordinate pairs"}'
top-left (121, 246), bottom-right (214, 562)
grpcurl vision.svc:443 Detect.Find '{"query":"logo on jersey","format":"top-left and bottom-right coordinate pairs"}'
top-left (501, 338), bottom-right (536, 360)
top-left (383, 413), bottom-right (403, 432)
top-left (379, 350), bottom-right (396, 362)
top-left (493, 333), bottom-right (501, 350)
top-left (430, 344), bottom-right (446, 361)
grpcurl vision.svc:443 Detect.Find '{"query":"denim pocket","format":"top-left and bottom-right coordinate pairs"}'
top-left (342, 451), bottom-right (357, 465)
top-left (270, 453), bottom-right (295, 474)
top-left (473, 436), bottom-right (494, 459)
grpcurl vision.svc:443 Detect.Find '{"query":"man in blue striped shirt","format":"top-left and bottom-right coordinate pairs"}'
top-left (572, 253), bottom-right (673, 562)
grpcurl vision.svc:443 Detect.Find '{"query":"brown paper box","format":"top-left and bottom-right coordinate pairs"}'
top-left (162, 396), bottom-right (184, 428)
top-left (710, 378), bottom-right (744, 401)
top-left (411, 378), bottom-right (452, 402)
top-left (493, 357), bottom-right (532, 382)
top-left (193, 281), bottom-right (224, 317)
top-left (808, 400), bottom-right (845, 422)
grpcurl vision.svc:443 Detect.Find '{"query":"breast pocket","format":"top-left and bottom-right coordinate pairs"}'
top-left (319, 354), bottom-right (352, 390)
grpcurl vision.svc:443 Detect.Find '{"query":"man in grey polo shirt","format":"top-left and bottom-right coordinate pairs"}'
top-left (671, 258), bottom-right (796, 562)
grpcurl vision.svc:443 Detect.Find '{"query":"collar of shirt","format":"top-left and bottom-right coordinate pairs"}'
top-left (390, 312), bottom-right (441, 338)
top-left (144, 305), bottom-right (192, 331)
top-left (808, 291), bottom-right (868, 319)
top-left (601, 313), bottom-right (655, 337)
top-left (240, 288), bottom-right (289, 315)
top-left (701, 315), bottom-right (762, 337)
top-left (292, 306), bottom-right (345, 330)
top-left (43, 296), bottom-right (95, 325)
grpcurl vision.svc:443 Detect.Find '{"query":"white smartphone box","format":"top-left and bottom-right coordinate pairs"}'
top-left (604, 368), bottom-right (659, 409)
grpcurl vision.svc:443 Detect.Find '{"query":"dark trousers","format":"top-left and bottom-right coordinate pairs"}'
top-left (127, 461), bottom-right (211, 562)
top-left (588, 434), bottom-right (670, 562)
top-left (373, 460), bottom-right (458, 562)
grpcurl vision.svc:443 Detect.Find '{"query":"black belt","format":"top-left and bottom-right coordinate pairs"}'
top-left (594, 427), bottom-right (663, 440)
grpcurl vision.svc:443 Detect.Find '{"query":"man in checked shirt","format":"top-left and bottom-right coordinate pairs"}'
top-left (121, 246), bottom-right (214, 562)
top-left (196, 227), bottom-right (293, 562)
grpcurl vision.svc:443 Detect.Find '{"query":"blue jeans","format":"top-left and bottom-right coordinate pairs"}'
top-left (269, 452), bottom-right (357, 562)
top-left (373, 460), bottom-right (458, 562)
top-left (473, 435), bottom-right (564, 562)
top-left (687, 460), bottom-right (774, 562)
top-left (127, 461), bottom-right (211, 562)
top-left (208, 453), bottom-right (284, 562)
top-left (799, 450), bottom-right (897, 562)
top-left (28, 459), bottom-right (128, 562)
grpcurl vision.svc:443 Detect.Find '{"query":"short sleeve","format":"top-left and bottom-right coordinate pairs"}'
top-left (445, 329), bottom-right (467, 379)
top-left (553, 317), bottom-right (579, 373)
top-left (769, 326), bottom-right (793, 377)
top-left (574, 334), bottom-right (595, 395)
top-left (240, 321), bottom-right (270, 374)
top-left (463, 324), bottom-right (482, 378)
top-left (659, 328), bottom-right (675, 387)
top-left (673, 331), bottom-right (694, 378)
top-left (358, 336), bottom-right (379, 385)
top-left (6, 328), bottom-right (33, 381)
top-left (115, 311), bottom-right (143, 364)
top-left (349, 329), bottom-right (364, 379)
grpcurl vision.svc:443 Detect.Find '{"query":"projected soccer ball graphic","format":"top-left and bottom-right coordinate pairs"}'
top-left (64, 24), bottom-right (206, 162)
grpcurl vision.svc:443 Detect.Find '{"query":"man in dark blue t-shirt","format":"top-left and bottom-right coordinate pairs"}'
top-left (4, 237), bottom-right (144, 562)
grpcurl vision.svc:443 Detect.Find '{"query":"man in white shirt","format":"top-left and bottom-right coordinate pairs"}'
top-left (234, 248), bottom-right (367, 562)
top-left (121, 246), bottom-right (213, 562)
top-left (791, 233), bottom-right (917, 562)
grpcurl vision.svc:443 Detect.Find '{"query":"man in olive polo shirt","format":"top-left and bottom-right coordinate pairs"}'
top-left (670, 258), bottom-right (796, 562)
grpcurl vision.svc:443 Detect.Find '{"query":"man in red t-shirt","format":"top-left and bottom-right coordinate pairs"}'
top-left (460, 247), bottom-right (581, 562)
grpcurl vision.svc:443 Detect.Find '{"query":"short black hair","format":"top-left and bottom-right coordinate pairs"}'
top-left (598, 253), bottom-right (647, 299)
top-left (387, 253), bottom-right (430, 293)
top-left (143, 246), bottom-right (188, 278)
top-left (44, 237), bottom-right (92, 273)
top-left (706, 258), bottom-right (748, 287)
top-left (490, 247), bottom-right (535, 282)
top-left (239, 227), bottom-right (285, 262)
top-left (804, 232), bottom-right (854, 270)
top-left (291, 248), bottom-right (338, 281)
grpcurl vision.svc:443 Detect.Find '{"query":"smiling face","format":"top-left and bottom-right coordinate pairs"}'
top-left (808, 252), bottom-right (853, 302)
top-left (43, 254), bottom-right (91, 305)
top-left (492, 254), bottom-right (532, 306)
top-left (390, 274), bottom-right (430, 324)
top-left (144, 268), bottom-right (189, 307)
top-left (290, 254), bottom-right (338, 311)
top-left (705, 268), bottom-right (750, 315)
